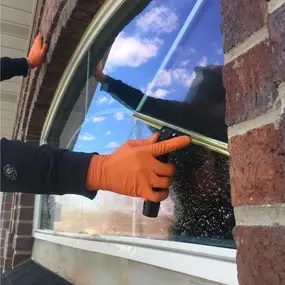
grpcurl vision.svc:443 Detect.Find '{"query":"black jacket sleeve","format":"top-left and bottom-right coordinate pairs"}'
top-left (1, 138), bottom-right (97, 199)
top-left (0, 57), bottom-right (29, 82)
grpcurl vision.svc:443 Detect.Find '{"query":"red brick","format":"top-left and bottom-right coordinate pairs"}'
top-left (268, 4), bottom-right (285, 84)
top-left (230, 124), bottom-right (285, 206)
top-left (280, 114), bottom-right (285, 146)
top-left (234, 226), bottom-right (285, 285)
top-left (223, 41), bottom-right (277, 126)
top-left (13, 236), bottom-right (34, 251)
top-left (221, 0), bottom-right (268, 52)
top-left (14, 0), bottom-right (106, 143)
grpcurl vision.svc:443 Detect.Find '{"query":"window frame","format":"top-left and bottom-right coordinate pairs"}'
top-left (34, 230), bottom-right (238, 285)
top-left (34, 0), bottom-right (237, 283)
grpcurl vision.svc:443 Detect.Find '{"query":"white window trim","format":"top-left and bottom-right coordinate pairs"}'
top-left (34, 230), bottom-right (238, 285)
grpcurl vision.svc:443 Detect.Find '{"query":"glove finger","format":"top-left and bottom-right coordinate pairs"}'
top-left (128, 133), bottom-right (159, 147)
top-left (152, 176), bottom-right (172, 189)
top-left (148, 136), bottom-right (190, 157)
top-left (41, 43), bottom-right (49, 57)
top-left (152, 159), bottom-right (175, 177)
top-left (144, 189), bottom-right (169, 202)
top-left (34, 34), bottom-right (43, 47)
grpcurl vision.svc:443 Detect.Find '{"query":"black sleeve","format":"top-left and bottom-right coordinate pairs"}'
top-left (0, 57), bottom-right (29, 82)
top-left (0, 138), bottom-right (97, 199)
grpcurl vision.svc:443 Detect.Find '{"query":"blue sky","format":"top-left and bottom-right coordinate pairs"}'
top-left (73, 0), bottom-right (224, 153)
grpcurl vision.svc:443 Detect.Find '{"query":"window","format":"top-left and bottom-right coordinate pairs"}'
top-left (38, 0), bottom-right (235, 249)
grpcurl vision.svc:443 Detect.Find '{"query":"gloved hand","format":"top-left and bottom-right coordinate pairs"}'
top-left (86, 133), bottom-right (191, 202)
top-left (27, 34), bottom-right (48, 69)
top-left (94, 60), bottom-right (106, 83)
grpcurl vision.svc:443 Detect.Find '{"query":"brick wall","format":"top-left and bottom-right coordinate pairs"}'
top-left (1, 0), bottom-right (105, 273)
top-left (221, 1), bottom-right (285, 284)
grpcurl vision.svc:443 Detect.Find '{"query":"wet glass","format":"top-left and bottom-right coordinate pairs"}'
top-left (40, 0), bottom-right (235, 248)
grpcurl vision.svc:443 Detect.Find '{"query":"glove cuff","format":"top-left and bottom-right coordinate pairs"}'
top-left (86, 154), bottom-right (109, 191)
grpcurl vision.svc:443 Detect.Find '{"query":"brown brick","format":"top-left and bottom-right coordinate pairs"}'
top-left (268, 4), bottom-right (285, 84)
top-left (234, 226), bottom-right (285, 285)
top-left (2, 221), bottom-right (10, 230)
top-left (18, 194), bottom-right (35, 207)
top-left (12, 236), bottom-right (34, 251)
top-left (2, 202), bottom-right (12, 212)
top-left (223, 41), bottom-right (277, 126)
top-left (230, 124), bottom-right (285, 206)
top-left (16, 207), bottom-right (34, 221)
top-left (1, 211), bottom-right (11, 221)
top-left (4, 245), bottom-right (14, 259)
top-left (5, 231), bottom-right (13, 247)
top-left (221, 0), bottom-right (268, 52)
top-left (3, 257), bottom-right (12, 272)
top-left (12, 251), bottom-right (31, 268)
top-left (3, 193), bottom-right (13, 203)
top-left (15, 222), bottom-right (33, 236)
top-left (0, 230), bottom-right (7, 240)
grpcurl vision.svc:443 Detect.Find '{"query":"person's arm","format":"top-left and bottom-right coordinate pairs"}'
top-left (97, 72), bottom-right (216, 132)
top-left (1, 138), bottom-right (97, 199)
top-left (1, 134), bottom-right (190, 202)
top-left (0, 34), bottom-right (48, 82)
top-left (0, 57), bottom-right (29, 81)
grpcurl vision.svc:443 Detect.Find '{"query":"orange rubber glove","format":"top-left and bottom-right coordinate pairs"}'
top-left (86, 133), bottom-right (191, 202)
top-left (27, 34), bottom-right (48, 69)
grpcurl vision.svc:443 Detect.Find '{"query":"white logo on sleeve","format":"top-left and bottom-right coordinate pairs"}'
top-left (3, 164), bottom-right (17, 180)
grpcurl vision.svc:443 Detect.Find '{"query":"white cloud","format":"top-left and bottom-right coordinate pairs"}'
top-left (105, 130), bottom-right (111, 136)
top-left (172, 68), bottom-right (196, 87)
top-left (92, 116), bottom-right (106, 123)
top-left (105, 32), bottom-right (163, 71)
top-left (216, 48), bottom-right (223, 55)
top-left (198, 56), bottom-right (208, 67)
top-left (79, 133), bottom-right (95, 141)
top-left (107, 142), bottom-right (119, 148)
top-left (147, 67), bottom-right (196, 91)
top-left (189, 48), bottom-right (196, 54)
top-left (108, 98), bottom-right (115, 105)
top-left (181, 60), bottom-right (191, 67)
top-left (97, 96), bottom-right (108, 104)
top-left (114, 112), bottom-right (124, 121)
top-left (136, 6), bottom-right (178, 34)
top-left (150, 88), bottom-right (170, 99)
top-left (155, 69), bottom-right (172, 87)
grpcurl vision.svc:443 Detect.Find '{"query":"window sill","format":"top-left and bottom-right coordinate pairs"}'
top-left (34, 230), bottom-right (238, 285)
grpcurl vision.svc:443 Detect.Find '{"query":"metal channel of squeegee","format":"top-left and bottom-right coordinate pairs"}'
top-left (133, 112), bottom-right (229, 157)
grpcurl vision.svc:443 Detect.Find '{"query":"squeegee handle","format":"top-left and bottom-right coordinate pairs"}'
top-left (142, 127), bottom-right (179, 218)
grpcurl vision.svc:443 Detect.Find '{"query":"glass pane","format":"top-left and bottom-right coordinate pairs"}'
top-left (40, 0), bottom-right (235, 249)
